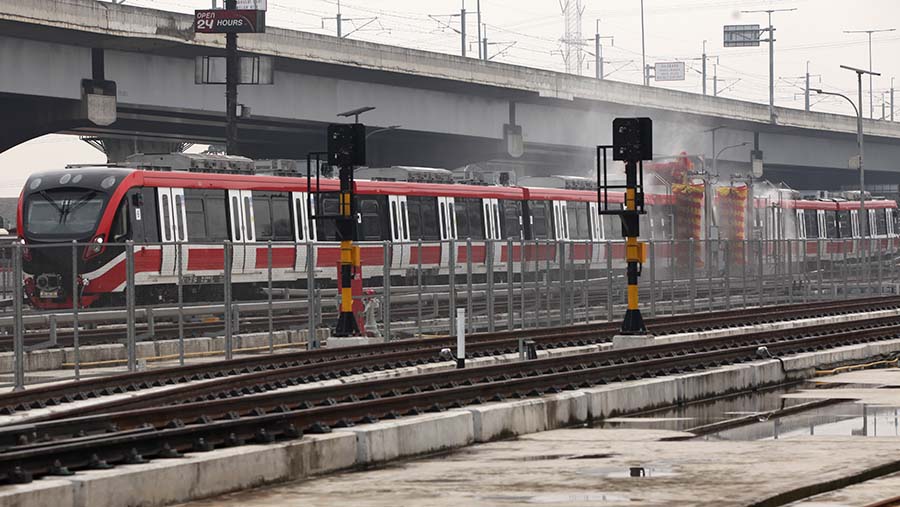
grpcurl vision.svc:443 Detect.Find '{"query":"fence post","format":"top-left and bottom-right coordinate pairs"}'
top-left (557, 241), bottom-right (566, 326)
top-left (12, 242), bottom-right (24, 391)
top-left (689, 238), bottom-right (696, 314)
top-left (648, 240), bottom-right (656, 318)
top-left (383, 240), bottom-right (392, 341)
top-left (177, 241), bottom-right (185, 366)
top-left (306, 242), bottom-right (318, 349)
top-left (486, 239), bottom-right (495, 332)
top-left (417, 239), bottom-right (423, 338)
top-left (71, 240), bottom-right (80, 380)
top-left (519, 238), bottom-right (526, 329)
top-left (606, 240), bottom-right (613, 322)
top-left (223, 240), bottom-right (233, 360)
top-left (267, 240), bottom-right (274, 353)
top-left (742, 240), bottom-right (748, 309)
top-left (125, 241), bottom-right (136, 371)
top-left (724, 240), bottom-right (731, 310)
top-left (448, 239), bottom-right (457, 336)
top-left (465, 238), bottom-right (473, 333)
top-left (507, 237), bottom-right (514, 331)
top-left (757, 239), bottom-right (764, 307)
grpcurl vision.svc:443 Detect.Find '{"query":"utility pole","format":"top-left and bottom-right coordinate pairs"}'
top-left (640, 0), bottom-right (647, 85)
top-left (844, 28), bottom-right (896, 119)
top-left (593, 19), bottom-right (613, 80)
top-left (482, 24), bottom-right (488, 60)
top-left (225, 0), bottom-right (239, 155)
top-left (741, 8), bottom-right (797, 123)
top-left (713, 62), bottom-right (718, 97)
top-left (702, 40), bottom-right (707, 95)
top-left (460, 1), bottom-right (467, 57)
top-left (476, 0), bottom-right (482, 59)
top-left (805, 61), bottom-right (811, 112)
top-left (891, 78), bottom-right (894, 121)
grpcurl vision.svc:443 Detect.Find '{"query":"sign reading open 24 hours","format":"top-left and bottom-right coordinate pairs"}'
top-left (195, 9), bottom-right (266, 34)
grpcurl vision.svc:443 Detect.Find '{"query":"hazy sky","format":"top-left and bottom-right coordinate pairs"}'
top-left (2, 0), bottom-right (899, 196)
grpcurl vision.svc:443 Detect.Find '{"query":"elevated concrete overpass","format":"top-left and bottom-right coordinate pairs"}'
top-left (3, 0), bottom-right (900, 189)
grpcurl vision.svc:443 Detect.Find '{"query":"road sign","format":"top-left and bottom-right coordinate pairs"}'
top-left (724, 24), bottom-right (761, 47)
top-left (195, 56), bottom-right (274, 85)
top-left (654, 62), bottom-right (685, 82)
top-left (195, 9), bottom-right (266, 34)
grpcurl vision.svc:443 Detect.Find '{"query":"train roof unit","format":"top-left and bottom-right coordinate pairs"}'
top-left (355, 166), bottom-right (455, 184)
top-left (518, 175), bottom-right (597, 190)
top-left (124, 153), bottom-right (255, 174)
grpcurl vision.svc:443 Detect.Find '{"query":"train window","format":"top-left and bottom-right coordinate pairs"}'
top-left (566, 202), bottom-right (591, 240)
top-left (253, 195), bottom-right (273, 240)
top-left (400, 201), bottom-right (409, 240)
top-left (405, 196), bottom-right (439, 241)
top-left (110, 200), bottom-right (129, 242)
top-left (174, 194), bottom-right (185, 241)
top-left (357, 196), bottom-right (385, 241)
top-left (448, 202), bottom-right (458, 239)
top-left (206, 196), bottom-right (228, 241)
top-left (315, 193), bottom-right (340, 241)
top-left (837, 211), bottom-right (852, 238)
top-left (161, 193), bottom-right (172, 241)
top-left (185, 195), bottom-right (207, 241)
top-left (876, 209), bottom-right (888, 236)
top-left (439, 202), bottom-right (447, 240)
top-left (803, 211), bottom-right (819, 239)
top-left (824, 210), bottom-right (838, 239)
top-left (271, 196), bottom-right (292, 240)
top-left (603, 214), bottom-right (620, 241)
top-left (454, 198), bottom-right (484, 240)
top-left (390, 201), bottom-right (399, 240)
top-left (527, 200), bottom-right (552, 240)
top-left (230, 196), bottom-right (241, 241)
top-left (243, 197), bottom-right (254, 241)
top-left (501, 200), bottom-right (522, 240)
top-left (294, 200), bottom-right (305, 241)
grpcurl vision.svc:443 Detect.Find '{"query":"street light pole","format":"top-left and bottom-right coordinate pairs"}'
top-left (844, 28), bottom-right (895, 119)
top-left (812, 64), bottom-right (879, 239)
top-left (640, 0), bottom-right (647, 86)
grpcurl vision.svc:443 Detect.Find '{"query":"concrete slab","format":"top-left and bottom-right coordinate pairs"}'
top-left (0, 478), bottom-right (74, 507)
top-left (467, 391), bottom-right (588, 442)
top-left (171, 428), bottom-right (900, 507)
top-left (336, 411), bottom-right (474, 464)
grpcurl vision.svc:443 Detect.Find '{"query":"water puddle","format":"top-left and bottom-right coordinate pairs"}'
top-left (480, 492), bottom-right (631, 504)
top-left (577, 465), bottom-right (679, 478)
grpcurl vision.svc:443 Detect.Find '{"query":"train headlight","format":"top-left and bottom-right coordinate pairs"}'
top-left (83, 235), bottom-right (106, 260)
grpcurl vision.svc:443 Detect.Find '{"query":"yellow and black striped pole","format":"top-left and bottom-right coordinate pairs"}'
top-left (328, 123), bottom-right (365, 337)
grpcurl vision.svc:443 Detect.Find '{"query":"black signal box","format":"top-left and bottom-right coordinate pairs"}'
top-left (612, 117), bottom-right (653, 161)
top-left (328, 123), bottom-right (366, 167)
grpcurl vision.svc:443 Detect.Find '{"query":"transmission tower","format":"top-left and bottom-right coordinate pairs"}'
top-left (559, 0), bottom-right (586, 75)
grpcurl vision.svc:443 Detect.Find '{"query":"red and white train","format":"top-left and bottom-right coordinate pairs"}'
top-left (16, 155), bottom-right (899, 309)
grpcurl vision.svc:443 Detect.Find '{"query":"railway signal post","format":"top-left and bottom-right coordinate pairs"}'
top-left (598, 118), bottom-right (653, 341)
top-left (327, 123), bottom-right (366, 337)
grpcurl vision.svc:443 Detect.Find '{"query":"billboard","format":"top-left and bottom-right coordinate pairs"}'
top-left (236, 0), bottom-right (267, 9)
top-left (724, 24), bottom-right (761, 47)
top-left (195, 9), bottom-right (266, 34)
top-left (654, 61), bottom-right (685, 82)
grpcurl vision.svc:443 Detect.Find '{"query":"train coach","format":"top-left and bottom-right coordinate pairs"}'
top-left (16, 158), bottom-right (900, 309)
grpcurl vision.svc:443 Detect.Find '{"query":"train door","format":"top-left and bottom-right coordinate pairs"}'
top-left (552, 201), bottom-right (570, 240)
top-left (291, 192), bottom-right (316, 273)
top-left (227, 189), bottom-right (257, 275)
top-left (388, 195), bottom-right (409, 270)
top-left (438, 197), bottom-right (455, 268)
top-left (482, 198), bottom-right (502, 266)
top-left (156, 187), bottom-right (186, 278)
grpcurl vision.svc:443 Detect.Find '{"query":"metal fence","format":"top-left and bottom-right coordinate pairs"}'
top-left (3, 237), bottom-right (898, 390)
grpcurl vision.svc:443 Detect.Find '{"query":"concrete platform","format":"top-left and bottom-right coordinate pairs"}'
top-left (171, 428), bottom-right (900, 507)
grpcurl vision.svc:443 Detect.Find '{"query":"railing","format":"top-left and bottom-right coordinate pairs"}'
top-left (3, 237), bottom-right (898, 390)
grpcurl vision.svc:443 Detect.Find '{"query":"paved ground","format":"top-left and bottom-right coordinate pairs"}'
top-left (791, 472), bottom-right (900, 506)
top-left (174, 427), bottom-right (900, 507)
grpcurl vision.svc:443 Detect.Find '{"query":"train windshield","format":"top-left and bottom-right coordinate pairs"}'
top-left (24, 188), bottom-right (108, 240)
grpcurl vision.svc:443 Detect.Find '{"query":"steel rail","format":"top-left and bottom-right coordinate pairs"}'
top-left (1, 296), bottom-right (898, 417)
top-left (2, 313), bottom-right (900, 483)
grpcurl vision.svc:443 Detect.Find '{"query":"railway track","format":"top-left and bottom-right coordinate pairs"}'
top-left (0, 295), bottom-right (897, 419)
top-left (2, 300), bottom-right (900, 483)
